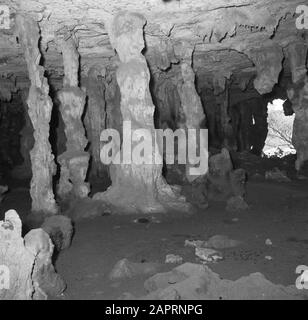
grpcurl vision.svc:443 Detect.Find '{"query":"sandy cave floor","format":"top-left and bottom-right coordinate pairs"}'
top-left (1, 176), bottom-right (308, 300)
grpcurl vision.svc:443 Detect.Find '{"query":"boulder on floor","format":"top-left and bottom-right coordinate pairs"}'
top-left (41, 215), bottom-right (73, 251)
top-left (109, 258), bottom-right (161, 281)
top-left (142, 263), bottom-right (308, 300)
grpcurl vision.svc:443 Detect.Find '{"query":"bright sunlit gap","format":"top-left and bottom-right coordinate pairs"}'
top-left (263, 99), bottom-right (296, 158)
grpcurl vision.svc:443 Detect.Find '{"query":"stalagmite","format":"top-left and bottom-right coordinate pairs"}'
top-left (16, 16), bottom-right (58, 214)
top-left (246, 45), bottom-right (283, 95)
top-left (176, 46), bottom-right (207, 181)
top-left (93, 11), bottom-right (189, 214)
top-left (0, 210), bottom-right (65, 300)
top-left (57, 35), bottom-right (90, 199)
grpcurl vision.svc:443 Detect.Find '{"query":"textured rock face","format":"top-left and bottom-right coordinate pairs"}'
top-left (288, 77), bottom-right (308, 172)
top-left (246, 45), bottom-right (284, 95)
top-left (93, 11), bottom-right (189, 214)
top-left (16, 15), bottom-right (58, 215)
top-left (57, 36), bottom-right (90, 199)
top-left (207, 148), bottom-right (247, 203)
top-left (41, 215), bottom-right (73, 251)
top-left (0, 210), bottom-right (65, 300)
top-left (83, 67), bottom-right (107, 178)
top-left (176, 47), bottom-right (206, 182)
top-left (142, 263), bottom-right (307, 300)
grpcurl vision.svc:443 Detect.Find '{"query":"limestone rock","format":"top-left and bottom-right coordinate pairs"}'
top-left (24, 229), bottom-right (66, 299)
top-left (208, 148), bottom-right (233, 176)
top-left (41, 215), bottom-right (73, 251)
top-left (246, 45), bottom-right (283, 95)
top-left (109, 258), bottom-right (160, 281)
top-left (57, 36), bottom-right (90, 200)
top-left (195, 247), bottom-right (223, 263)
top-left (165, 254), bottom-right (183, 264)
top-left (143, 263), bottom-right (308, 300)
top-left (16, 15), bottom-right (58, 215)
top-left (0, 185), bottom-right (8, 203)
top-left (203, 235), bottom-right (241, 249)
top-left (265, 167), bottom-right (291, 182)
top-left (0, 210), bottom-right (65, 300)
top-left (226, 196), bottom-right (249, 212)
top-left (93, 11), bottom-right (190, 214)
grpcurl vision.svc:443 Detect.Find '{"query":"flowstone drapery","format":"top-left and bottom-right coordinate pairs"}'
top-left (93, 11), bottom-right (189, 214)
top-left (57, 36), bottom-right (90, 199)
top-left (16, 15), bottom-right (58, 214)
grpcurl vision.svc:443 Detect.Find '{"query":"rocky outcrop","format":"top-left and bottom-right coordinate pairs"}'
top-left (142, 263), bottom-right (308, 300)
top-left (83, 66), bottom-right (107, 178)
top-left (245, 45), bottom-right (284, 95)
top-left (0, 210), bottom-right (65, 300)
top-left (16, 15), bottom-right (58, 215)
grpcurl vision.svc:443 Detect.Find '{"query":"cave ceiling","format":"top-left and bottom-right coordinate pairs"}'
top-left (0, 0), bottom-right (307, 98)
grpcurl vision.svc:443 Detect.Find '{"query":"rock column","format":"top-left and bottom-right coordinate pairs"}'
top-left (176, 47), bottom-right (206, 181)
top-left (94, 11), bottom-right (188, 214)
top-left (57, 36), bottom-right (90, 199)
top-left (83, 66), bottom-right (107, 178)
top-left (286, 42), bottom-right (308, 173)
top-left (16, 16), bottom-right (57, 214)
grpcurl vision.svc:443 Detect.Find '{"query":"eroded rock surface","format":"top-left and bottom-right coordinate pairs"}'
top-left (0, 210), bottom-right (65, 300)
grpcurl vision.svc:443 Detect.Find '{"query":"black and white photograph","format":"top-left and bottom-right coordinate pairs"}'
top-left (0, 0), bottom-right (308, 308)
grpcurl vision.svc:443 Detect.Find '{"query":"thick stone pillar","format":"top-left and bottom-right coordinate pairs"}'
top-left (16, 16), bottom-right (57, 214)
top-left (93, 11), bottom-right (188, 214)
top-left (176, 47), bottom-right (206, 181)
top-left (57, 36), bottom-right (90, 199)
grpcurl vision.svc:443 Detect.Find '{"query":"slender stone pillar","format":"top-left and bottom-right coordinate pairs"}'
top-left (57, 36), bottom-right (90, 199)
top-left (287, 76), bottom-right (308, 172)
top-left (83, 66), bottom-right (107, 178)
top-left (16, 16), bottom-right (57, 214)
top-left (94, 11), bottom-right (189, 214)
top-left (286, 42), bottom-right (308, 173)
top-left (176, 47), bottom-right (206, 181)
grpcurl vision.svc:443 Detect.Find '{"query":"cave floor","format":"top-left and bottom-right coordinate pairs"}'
top-left (1, 177), bottom-right (308, 299)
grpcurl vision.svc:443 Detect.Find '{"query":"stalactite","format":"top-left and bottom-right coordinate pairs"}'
top-left (16, 15), bottom-right (58, 214)
top-left (246, 45), bottom-right (283, 95)
top-left (57, 35), bottom-right (90, 199)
